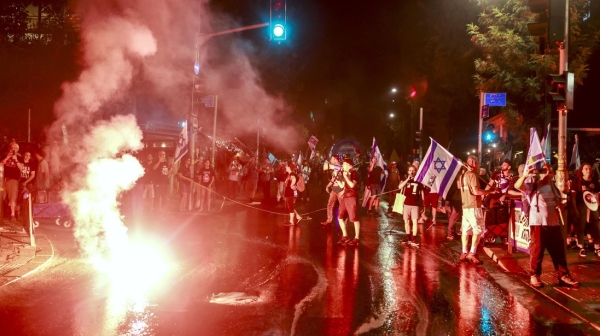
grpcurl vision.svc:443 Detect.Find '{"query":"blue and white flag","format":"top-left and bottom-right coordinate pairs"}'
top-left (540, 123), bottom-right (551, 164)
top-left (371, 137), bottom-right (387, 190)
top-left (173, 125), bottom-right (188, 164)
top-left (268, 152), bottom-right (277, 164)
top-left (524, 127), bottom-right (545, 173)
top-left (415, 139), bottom-right (461, 199)
top-left (570, 134), bottom-right (581, 170)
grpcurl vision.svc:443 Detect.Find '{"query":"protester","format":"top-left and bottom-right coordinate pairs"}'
top-left (34, 151), bottom-right (51, 192)
top-left (366, 156), bottom-right (384, 216)
top-left (258, 158), bottom-right (273, 205)
top-left (276, 161), bottom-right (287, 202)
top-left (458, 155), bottom-right (498, 264)
top-left (299, 159), bottom-right (311, 202)
top-left (152, 150), bottom-right (173, 212)
top-left (227, 156), bottom-right (242, 200)
top-left (515, 163), bottom-right (580, 288)
top-left (141, 153), bottom-right (155, 211)
top-left (386, 162), bottom-right (400, 215)
top-left (336, 158), bottom-right (361, 246)
top-left (569, 162), bottom-right (600, 257)
top-left (196, 159), bottom-right (215, 212)
top-left (398, 164), bottom-right (424, 247)
top-left (485, 159), bottom-right (517, 208)
top-left (321, 155), bottom-right (342, 225)
top-left (176, 156), bottom-right (192, 212)
top-left (245, 157), bottom-right (259, 202)
top-left (283, 162), bottom-right (302, 226)
top-left (439, 171), bottom-right (463, 240)
top-left (2, 142), bottom-right (24, 221)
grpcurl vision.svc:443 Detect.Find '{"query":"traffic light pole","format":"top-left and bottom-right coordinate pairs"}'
top-left (556, 0), bottom-right (570, 195)
top-left (478, 91), bottom-right (484, 163)
top-left (419, 107), bottom-right (423, 162)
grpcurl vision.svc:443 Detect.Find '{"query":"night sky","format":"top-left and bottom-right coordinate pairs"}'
top-left (1, 0), bottom-right (599, 160)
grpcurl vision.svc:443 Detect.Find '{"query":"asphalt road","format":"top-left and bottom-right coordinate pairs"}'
top-left (0, 193), bottom-right (597, 335)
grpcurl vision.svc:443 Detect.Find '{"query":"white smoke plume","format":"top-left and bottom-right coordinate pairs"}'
top-left (50, 0), bottom-right (299, 261)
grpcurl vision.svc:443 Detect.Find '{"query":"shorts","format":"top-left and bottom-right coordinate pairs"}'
top-left (284, 196), bottom-right (296, 213)
top-left (4, 179), bottom-right (18, 204)
top-left (154, 184), bottom-right (168, 199)
top-left (369, 184), bottom-right (382, 197)
top-left (423, 192), bottom-right (439, 208)
top-left (403, 205), bottom-right (420, 222)
top-left (143, 184), bottom-right (154, 199)
top-left (338, 197), bottom-right (358, 222)
top-left (461, 208), bottom-right (485, 235)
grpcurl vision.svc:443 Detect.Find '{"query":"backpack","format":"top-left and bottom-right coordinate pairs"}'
top-left (296, 173), bottom-right (306, 192)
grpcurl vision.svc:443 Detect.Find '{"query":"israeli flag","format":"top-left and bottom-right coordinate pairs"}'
top-left (523, 127), bottom-right (545, 173)
top-left (570, 134), bottom-right (581, 170)
top-left (371, 137), bottom-right (387, 190)
top-left (415, 139), bottom-right (461, 199)
top-left (173, 125), bottom-right (188, 164)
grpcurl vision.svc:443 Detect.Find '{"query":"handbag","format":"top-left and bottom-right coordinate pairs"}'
top-left (392, 188), bottom-right (406, 214)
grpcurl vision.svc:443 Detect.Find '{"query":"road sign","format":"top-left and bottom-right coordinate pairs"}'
top-left (482, 104), bottom-right (490, 118)
top-left (484, 93), bottom-right (506, 107)
top-left (194, 61), bottom-right (200, 75)
top-left (192, 117), bottom-right (198, 135)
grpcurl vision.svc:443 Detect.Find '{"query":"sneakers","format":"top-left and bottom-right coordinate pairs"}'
top-left (466, 252), bottom-right (483, 265)
top-left (559, 274), bottom-right (581, 288)
top-left (579, 248), bottom-right (587, 257)
top-left (530, 275), bottom-right (544, 288)
top-left (401, 235), bottom-right (412, 245)
top-left (347, 238), bottom-right (360, 246)
top-left (283, 222), bottom-right (295, 226)
top-left (337, 236), bottom-right (351, 245)
top-left (409, 238), bottom-right (420, 247)
top-left (459, 253), bottom-right (468, 262)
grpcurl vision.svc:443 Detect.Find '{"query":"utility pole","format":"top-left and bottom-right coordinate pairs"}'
top-left (419, 107), bottom-right (423, 162)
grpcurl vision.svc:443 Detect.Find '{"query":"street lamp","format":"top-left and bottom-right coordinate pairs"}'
top-left (391, 88), bottom-right (397, 93)
top-left (389, 113), bottom-right (395, 118)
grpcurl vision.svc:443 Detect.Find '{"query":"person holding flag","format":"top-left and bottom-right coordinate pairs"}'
top-left (457, 155), bottom-right (499, 264)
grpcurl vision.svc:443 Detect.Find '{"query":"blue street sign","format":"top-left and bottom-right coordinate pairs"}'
top-left (194, 61), bottom-right (200, 75)
top-left (484, 93), bottom-right (506, 107)
top-left (482, 104), bottom-right (490, 118)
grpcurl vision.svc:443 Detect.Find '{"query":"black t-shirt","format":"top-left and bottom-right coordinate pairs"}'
top-left (20, 161), bottom-right (36, 183)
top-left (197, 167), bottom-right (215, 186)
top-left (571, 176), bottom-right (598, 205)
top-left (154, 162), bottom-right (170, 185)
top-left (342, 170), bottom-right (359, 198)
top-left (367, 166), bottom-right (383, 185)
top-left (285, 173), bottom-right (298, 197)
top-left (4, 157), bottom-right (21, 180)
top-left (140, 160), bottom-right (154, 184)
top-left (403, 180), bottom-right (423, 206)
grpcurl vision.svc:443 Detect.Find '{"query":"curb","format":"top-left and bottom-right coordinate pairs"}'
top-left (0, 234), bottom-right (54, 287)
top-left (482, 245), bottom-right (600, 333)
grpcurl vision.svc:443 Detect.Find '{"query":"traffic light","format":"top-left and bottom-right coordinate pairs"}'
top-left (270, 0), bottom-right (286, 41)
top-left (414, 131), bottom-right (421, 143)
top-left (409, 85), bottom-right (417, 99)
top-left (546, 71), bottom-right (574, 109)
top-left (527, 0), bottom-right (566, 52)
top-left (484, 123), bottom-right (495, 142)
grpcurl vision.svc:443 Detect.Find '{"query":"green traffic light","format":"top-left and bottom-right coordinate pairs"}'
top-left (273, 24), bottom-right (285, 38)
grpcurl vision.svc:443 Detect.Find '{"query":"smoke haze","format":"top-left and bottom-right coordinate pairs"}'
top-left (49, 0), bottom-right (299, 260)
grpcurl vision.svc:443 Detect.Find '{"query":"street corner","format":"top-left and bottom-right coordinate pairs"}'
top-left (0, 234), bottom-right (54, 287)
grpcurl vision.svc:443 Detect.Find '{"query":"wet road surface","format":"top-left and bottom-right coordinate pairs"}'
top-left (0, 196), bottom-right (596, 335)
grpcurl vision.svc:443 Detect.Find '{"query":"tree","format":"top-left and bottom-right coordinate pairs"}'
top-left (467, 0), bottom-right (600, 147)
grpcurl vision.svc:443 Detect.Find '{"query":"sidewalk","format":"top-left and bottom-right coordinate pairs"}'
top-left (483, 242), bottom-right (600, 332)
top-left (0, 217), bottom-right (53, 287)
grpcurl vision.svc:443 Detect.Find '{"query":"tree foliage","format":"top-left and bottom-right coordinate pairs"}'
top-left (467, 0), bottom-right (600, 147)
